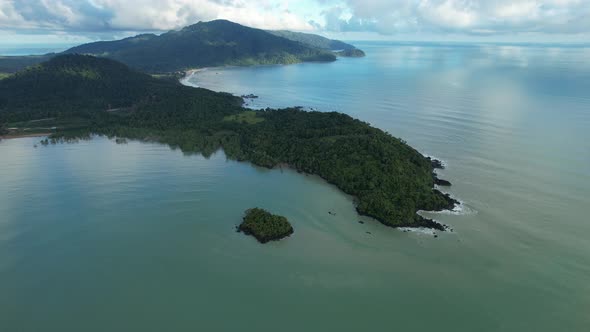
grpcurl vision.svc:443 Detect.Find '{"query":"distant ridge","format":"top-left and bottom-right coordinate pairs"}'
top-left (0, 20), bottom-right (365, 74)
top-left (63, 20), bottom-right (337, 72)
top-left (268, 30), bottom-right (357, 51)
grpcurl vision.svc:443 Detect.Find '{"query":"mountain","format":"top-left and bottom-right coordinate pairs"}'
top-left (63, 20), bottom-right (337, 72)
top-left (0, 20), bottom-right (366, 74)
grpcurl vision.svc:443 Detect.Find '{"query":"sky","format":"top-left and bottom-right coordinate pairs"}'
top-left (1, 0), bottom-right (590, 45)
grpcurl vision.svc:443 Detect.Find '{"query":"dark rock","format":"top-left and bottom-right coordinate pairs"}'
top-left (414, 215), bottom-right (446, 231)
top-left (429, 158), bottom-right (445, 169)
top-left (366, 231), bottom-right (372, 235)
top-left (434, 234), bottom-right (438, 238)
top-left (435, 178), bottom-right (452, 186)
top-left (358, 220), bottom-right (365, 224)
top-left (241, 94), bottom-right (259, 99)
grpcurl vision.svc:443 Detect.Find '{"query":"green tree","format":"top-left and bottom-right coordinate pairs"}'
top-left (0, 123), bottom-right (8, 136)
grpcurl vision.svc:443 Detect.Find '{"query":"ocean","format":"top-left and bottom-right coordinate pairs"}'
top-left (1, 42), bottom-right (589, 331)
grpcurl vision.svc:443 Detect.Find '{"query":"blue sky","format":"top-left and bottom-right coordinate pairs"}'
top-left (1, 0), bottom-right (589, 44)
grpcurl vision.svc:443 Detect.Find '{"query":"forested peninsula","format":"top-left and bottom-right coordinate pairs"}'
top-left (0, 54), bottom-right (457, 230)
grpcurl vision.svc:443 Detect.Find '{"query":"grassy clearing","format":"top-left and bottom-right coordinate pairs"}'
top-left (7, 117), bottom-right (91, 132)
top-left (223, 111), bottom-right (265, 124)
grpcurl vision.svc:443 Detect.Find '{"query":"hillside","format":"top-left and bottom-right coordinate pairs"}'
top-left (63, 20), bottom-right (337, 72)
top-left (0, 54), bottom-right (242, 122)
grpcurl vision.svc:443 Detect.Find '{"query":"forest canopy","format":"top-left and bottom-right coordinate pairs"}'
top-left (239, 208), bottom-right (294, 243)
top-left (0, 54), bottom-right (456, 230)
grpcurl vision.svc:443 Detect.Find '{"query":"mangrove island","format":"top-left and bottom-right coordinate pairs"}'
top-left (238, 208), bottom-right (294, 243)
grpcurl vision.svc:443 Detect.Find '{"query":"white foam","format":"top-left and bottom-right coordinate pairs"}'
top-left (180, 68), bottom-right (211, 87)
top-left (422, 153), bottom-right (448, 168)
top-left (422, 195), bottom-right (477, 216)
top-left (421, 152), bottom-right (476, 216)
top-left (398, 227), bottom-right (437, 235)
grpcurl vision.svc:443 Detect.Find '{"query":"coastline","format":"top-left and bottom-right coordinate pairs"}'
top-left (178, 70), bottom-right (462, 232)
top-left (179, 68), bottom-right (209, 85)
top-left (180, 62), bottom-right (331, 87)
top-left (1, 133), bottom-right (50, 140)
top-left (270, 159), bottom-right (459, 232)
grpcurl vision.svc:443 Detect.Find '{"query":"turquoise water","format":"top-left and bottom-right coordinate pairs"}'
top-left (2, 43), bottom-right (590, 331)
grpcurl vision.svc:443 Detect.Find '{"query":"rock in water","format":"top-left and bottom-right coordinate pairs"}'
top-left (435, 178), bottom-right (452, 186)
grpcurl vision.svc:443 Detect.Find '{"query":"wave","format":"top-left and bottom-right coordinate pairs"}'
top-left (421, 153), bottom-right (448, 168)
top-left (180, 68), bottom-right (211, 87)
top-left (398, 227), bottom-right (437, 235)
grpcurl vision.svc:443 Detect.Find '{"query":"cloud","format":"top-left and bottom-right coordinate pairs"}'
top-left (0, 0), bottom-right (589, 40)
top-left (0, 0), bottom-right (314, 36)
top-left (325, 0), bottom-right (590, 35)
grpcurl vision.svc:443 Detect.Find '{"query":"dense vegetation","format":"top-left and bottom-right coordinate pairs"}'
top-left (335, 49), bottom-right (366, 57)
top-left (0, 54), bottom-right (242, 123)
top-left (239, 208), bottom-right (294, 243)
top-left (0, 54), bottom-right (456, 230)
top-left (268, 30), bottom-right (357, 51)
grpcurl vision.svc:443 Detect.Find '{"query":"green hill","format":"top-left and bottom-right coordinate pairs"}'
top-left (63, 20), bottom-right (336, 72)
top-left (0, 54), bottom-right (242, 122)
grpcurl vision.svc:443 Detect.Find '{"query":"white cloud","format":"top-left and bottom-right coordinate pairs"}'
top-left (0, 0), bottom-right (314, 34)
top-left (330, 0), bottom-right (590, 35)
top-left (0, 0), bottom-right (589, 41)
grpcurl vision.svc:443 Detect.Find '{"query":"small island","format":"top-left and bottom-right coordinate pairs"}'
top-left (238, 208), bottom-right (294, 243)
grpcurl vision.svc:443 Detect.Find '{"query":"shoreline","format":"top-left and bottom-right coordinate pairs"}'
top-left (1, 133), bottom-right (50, 140)
top-left (180, 61), bottom-right (334, 87)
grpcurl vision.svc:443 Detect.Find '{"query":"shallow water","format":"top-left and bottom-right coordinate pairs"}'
top-left (1, 42), bottom-right (590, 331)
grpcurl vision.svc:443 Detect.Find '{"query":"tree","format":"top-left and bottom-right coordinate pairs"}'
top-left (0, 123), bottom-right (8, 136)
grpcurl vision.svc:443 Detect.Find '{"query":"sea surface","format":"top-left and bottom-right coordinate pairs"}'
top-left (1, 42), bottom-right (590, 331)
